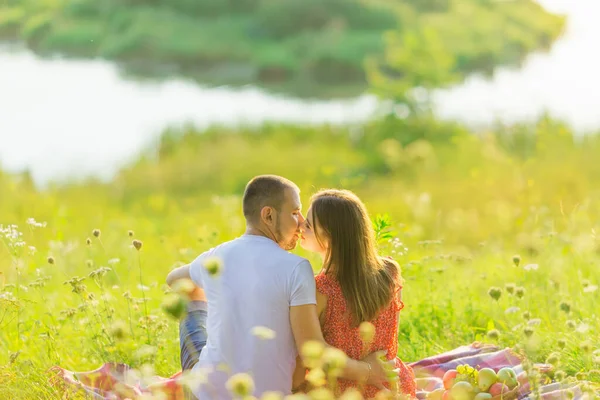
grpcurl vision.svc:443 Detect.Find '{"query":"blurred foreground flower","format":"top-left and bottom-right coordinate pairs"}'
top-left (359, 321), bottom-right (375, 345)
top-left (302, 341), bottom-right (325, 369)
top-left (172, 278), bottom-right (196, 296)
top-left (261, 391), bottom-right (283, 400)
top-left (306, 368), bottom-right (326, 387)
top-left (226, 373), bottom-right (255, 397)
top-left (487, 329), bottom-right (500, 340)
top-left (308, 388), bottom-right (335, 400)
top-left (322, 348), bottom-right (347, 376)
top-left (204, 257), bottom-right (223, 277)
top-left (162, 293), bottom-right (188, 319)
top-left (251, 326), bottom-right (276, 340)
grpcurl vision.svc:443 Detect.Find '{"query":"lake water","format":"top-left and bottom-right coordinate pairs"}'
top-left (0, 0), bottom-right (598, 185)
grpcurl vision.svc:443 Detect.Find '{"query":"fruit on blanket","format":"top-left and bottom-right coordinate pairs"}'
top-left (443, 370), bottom-right (458, 390)
top-left (450, 381), bottom-right (475, 400)
top-left (497, 367), bottom-right (518, 389)
top-left (442, 390), bottom-right (452, 400)
top-left (427, 388), bottom-right (445, 400)
top-left (477, 368), bottom-right (498, 392)
top-left (489, 382), bottom-right (510, 397)
top-left (474, 393), bottom-right (493, 400)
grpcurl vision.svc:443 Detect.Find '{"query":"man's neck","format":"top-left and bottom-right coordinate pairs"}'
top-left (245, 225), bottom-right (276, 243)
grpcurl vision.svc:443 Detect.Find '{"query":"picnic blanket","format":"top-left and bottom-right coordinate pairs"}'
top-left (49, 342), bottom-right (594, 399)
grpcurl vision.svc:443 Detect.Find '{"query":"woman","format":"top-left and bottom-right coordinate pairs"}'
top-left (297, 189), bottom-right (416, 398)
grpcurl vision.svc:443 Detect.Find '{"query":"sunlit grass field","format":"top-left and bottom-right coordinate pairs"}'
top-left (1, 117), bottom-right (600, 398)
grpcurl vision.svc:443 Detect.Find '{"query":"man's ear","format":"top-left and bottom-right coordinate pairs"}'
top-left (260, 206), bottom-right (274, 225)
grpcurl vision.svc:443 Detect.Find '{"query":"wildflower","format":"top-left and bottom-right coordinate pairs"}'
top-left (522, 311), bottom-right (531, 320)
top-left (505, 306), bottom-right (520, 314)
top-left (487, 329), bottom-right (500, 340)
top-left (26, 218), bottom-right (47, 228)
top-left (580, 341), bottom-right (593, 353)
top-left (527, 318), bottom-right (541, 326)
top-left (162, 293), bottom-right (187, 319)
top-left (251, 326), bottom-right (276, 340)
top-left (545, 353), bottom-right (560, 365)
top-left (554, 370), bottom-right (567, 381)
top-left (92, 229), bottom-right (101, 238)
top-left (575, 372), bottom-right (587, 380)
top-left (566, 320), bottom-right (576, 329)
top-left (557, 339), bottom-right (567, 349)
top-left (339, 389), bottom-right (364, 400)
top-left (505, 283), bottom-right (516, 295)
top-left (523, 326), bottom-right (534, 337)
top-left (512, 255), bottom-right (521, 267)
top-left (128, 230), bottom-right (134, 237)
top-left (584, 285), bottom-right (598, 293)
top-left (172, 279), bottom-right (196, 296)
top-left (322, 348), bottom-right (347, 376)
top-left (308, 388), bottom-right (335, 400)
top-left (47, 256), bottom-right (55, 265)
top-left (523, 264), bottom-right (539, 271)
top-left (305, 368), bottom-right (326, 387)
top-left (132, 240), bottom-right (143, 250)
top-left (488, 287), bottom-right (502, 301)
top-left (204, 257), bottom-right (223, 277)
top-left (301, 341), bottom-right (324, 369)
top-left (134, 345), bottom-right (157, 361)
top-left (559, 301), bottom-right (571, 313)
top-left (515, 287), bottom-right (526, 299)
top-left (261, 392), bottom-right (284, 400)
top-left (109, 320), bottom-right (128, 341)
top-left (86, 238), bottom-right (92, 245)
top-left (359, 321), bottom-right (375, 345)
top-left (226, 373), bottom-right (255, 397)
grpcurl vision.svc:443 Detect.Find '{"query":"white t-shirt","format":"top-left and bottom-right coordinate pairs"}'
top-left (188, 234), bottom-right (316, 399)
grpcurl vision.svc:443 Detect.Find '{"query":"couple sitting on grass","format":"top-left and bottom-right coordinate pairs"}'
top-left (166, 175), bottom-right (417, 399)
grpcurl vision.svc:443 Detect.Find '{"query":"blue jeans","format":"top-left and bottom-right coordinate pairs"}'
top-left (179, 301), bottom-right (208, 371)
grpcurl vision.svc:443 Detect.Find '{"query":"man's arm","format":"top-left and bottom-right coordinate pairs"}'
top-left (166, 264), bottom-right (191, 287)
top-left (290, 304), bottom-right (395, 388)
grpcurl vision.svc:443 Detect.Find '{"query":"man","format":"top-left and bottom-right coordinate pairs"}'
top-left (167, 175), bottom-right (393, 398)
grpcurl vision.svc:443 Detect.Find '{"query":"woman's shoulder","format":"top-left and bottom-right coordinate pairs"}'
top-left (315, 271), bottom-right (340, 295)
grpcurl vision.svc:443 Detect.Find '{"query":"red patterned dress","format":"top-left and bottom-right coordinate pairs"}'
top-left (315, 271), bottom-right (416, 398)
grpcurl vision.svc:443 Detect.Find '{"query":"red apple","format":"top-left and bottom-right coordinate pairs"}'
top-left (489, 382), bottom-right (510, 397)
top-left (443, 370), bottom-right (458, 390)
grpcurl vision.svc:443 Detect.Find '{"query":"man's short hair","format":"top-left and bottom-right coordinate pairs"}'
top-left (243, 175), bottom-right (298, 223)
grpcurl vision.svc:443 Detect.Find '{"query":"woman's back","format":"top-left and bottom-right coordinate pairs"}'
top-left (315, 270), bottom-right (416, 398)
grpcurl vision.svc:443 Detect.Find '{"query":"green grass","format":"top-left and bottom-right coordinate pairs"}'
top-left (1, 116), bottom-right (600, 397)
top-left (0, 0), bottom-right (566, 97)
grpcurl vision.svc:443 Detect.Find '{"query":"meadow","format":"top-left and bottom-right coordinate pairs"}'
top-left (1, 115), bottom-right (600, 398)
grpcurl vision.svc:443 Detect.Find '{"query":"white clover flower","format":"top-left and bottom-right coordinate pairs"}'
top-left (523, 264), bottom-right (539, 271)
